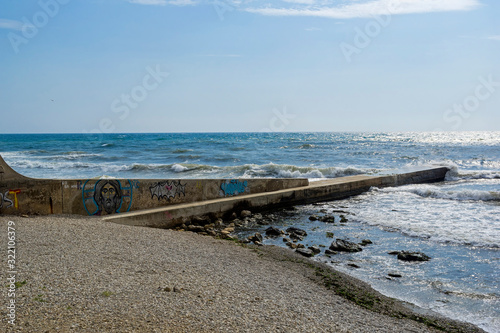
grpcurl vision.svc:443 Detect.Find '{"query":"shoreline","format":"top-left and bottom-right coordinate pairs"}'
top-left (1, 215), bottom-right (485, 332)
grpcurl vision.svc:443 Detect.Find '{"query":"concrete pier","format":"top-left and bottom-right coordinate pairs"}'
top-left (0, 154), bottom-right (449, 228)
top-left (103, 167), bottom-right (449, 228)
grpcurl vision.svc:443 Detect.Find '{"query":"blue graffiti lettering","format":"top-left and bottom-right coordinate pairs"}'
top-left (220, 180), bottom-right (248, 197)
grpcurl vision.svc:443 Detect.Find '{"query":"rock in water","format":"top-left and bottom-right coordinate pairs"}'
top-left (359, 239), bottom-right (373, 246)
top-left (397, 251), bottom-right (431, 262)
top-left (329, 239), bottom-right (362, 253)
top-left (296, 248), bottom-right (314, 257)
top-left (248, 232), bottom-right (263, 244)
top-left (264, 226), bottom-right (283, 237)
top-left (308, 246), bottom-right (321, 254)
top-left (286, 227), bottom-right (307, 236)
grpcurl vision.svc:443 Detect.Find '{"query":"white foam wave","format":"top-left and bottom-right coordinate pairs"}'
top-left (378, 185), bottom-right (500, 202)
top-left (345, 185), bottom-right (500, 248)
top-left (171, 164), bottom-right (189, 172)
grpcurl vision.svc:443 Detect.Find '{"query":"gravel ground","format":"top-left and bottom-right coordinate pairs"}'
top-left (0, 215), bottom-right (484, 333)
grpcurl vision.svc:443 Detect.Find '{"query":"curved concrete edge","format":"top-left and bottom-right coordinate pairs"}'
top-left (0, 154), bottom-right (31, 181)
top-left (103, 167), bottom-right (450, 229)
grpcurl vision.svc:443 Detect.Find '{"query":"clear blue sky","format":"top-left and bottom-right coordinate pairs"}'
top-left (1, 0), bottom-right (499, 133)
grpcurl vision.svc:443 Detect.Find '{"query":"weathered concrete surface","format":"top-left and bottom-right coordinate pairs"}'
top-left (0, 155), bottom-right (308, 216)
top-left (103, 167), bottom-right (449, 229)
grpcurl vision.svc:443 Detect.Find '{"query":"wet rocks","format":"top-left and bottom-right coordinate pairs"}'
top-left (248, 233), bottom-right (263, 244)
top-left (296, 248), bottom-right (314, 257)
top-left (240, 210), bottom-right (252, 218)
top-left (308, 215), bottom-right (319, 221)
top-left (388, 272), bottom-right (402, 278)
top-left (286, 227), bottom-right (307, 237)
top-left (388, 250), bottom-right (431, 262)
top-left (308, 246), bottom-right (321, 254)
top-left (359, 239), bottom-right (373, 246)
top-left (319, 215), bottom-right (336, 223)
top-left (329, 239), bottom-right (362, 253)
top-left (264, 226), bottom-right (283, 237)
top-left (397, 251), bottom-right (431, 262)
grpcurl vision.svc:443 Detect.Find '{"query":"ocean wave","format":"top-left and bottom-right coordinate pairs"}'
top-left (377, 185), bottom-right (500, 202)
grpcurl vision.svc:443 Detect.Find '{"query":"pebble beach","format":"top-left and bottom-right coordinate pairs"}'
top-left (0, 215), bottom-right (484, 333)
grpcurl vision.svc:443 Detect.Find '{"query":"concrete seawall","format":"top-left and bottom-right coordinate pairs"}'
top-left (103, 167), bottom-right (449, 229)
top-left (0, 155), bottom-right (307, 216)
top-left (0, 155), bottom-right (449, 228)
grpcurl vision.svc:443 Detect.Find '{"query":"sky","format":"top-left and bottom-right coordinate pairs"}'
top-left (0, 0), bottom-right (499, 133)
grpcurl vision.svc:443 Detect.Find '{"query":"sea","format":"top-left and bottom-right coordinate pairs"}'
top-left (1, 132), bottom-right (499, 332)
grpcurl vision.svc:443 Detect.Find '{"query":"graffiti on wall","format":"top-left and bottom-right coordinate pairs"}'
top-left (150, 180), bottom-right (186, 201)
top-left (0, 190), bottom-right (14, 209)
top-left (220, 179), bottom-right (248, 197)
top-left (82, 179), bottom-right (135, 216)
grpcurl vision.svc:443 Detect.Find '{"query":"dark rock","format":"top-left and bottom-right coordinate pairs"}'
top-left (257, 220), bottom-right (270, 225)
top-left (309, 215), bottom-right (319, 221)
top-left (326, 232), bottom-right (334, 238)
top-left (325, 249), bottom-right (337, 255)
top-left (248, 232), bottom-right (263, 244)
top-left (296, 243), bottom-right (305, 249)
top-left (192, 215), bottom-right (211, 226)
top-left (254, 241), bottom-right (263, 246)
top-left (229, 212), bottom-right (238, 220)
top-left (265, 226), bottom-right (283, 237)
top-left (388, 251), bottom-right (400, 255)
top-left (289, 233), bottom-right (304, 241)
top-left (214, 219), bottom-right (224, 227)
top-left (282, 237), bottom-right (290, 243)
top-left (397, 251), bottom-right (431, 262)
top-left (339, 215), bottom-right (348, 223)
top-left (308, 246), bottom-right (321, 254)
top-left (388, 273), bottom-right (402, 278)
top-left (348, 263), bottom-right (360, 268)
top-left (296, 248), bottom-right (314, 257)
top-left (360, 239), bottom-right (373, 246)
top-left (286, 242), bottom-right (298, 249)
top-left (329, 239), bottom-right (362, 253)
top-left (319, 215), bottom-right (336, 223)
top-left (187, 225), bottom-right (205, 233)
top-left (286, 227), bottom-right (307, 236)
top-left (240, 210), bottom-right (252, 218)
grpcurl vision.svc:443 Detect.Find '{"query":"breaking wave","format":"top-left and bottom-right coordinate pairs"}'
top-left (377, 185), bottom-right (500, 202)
